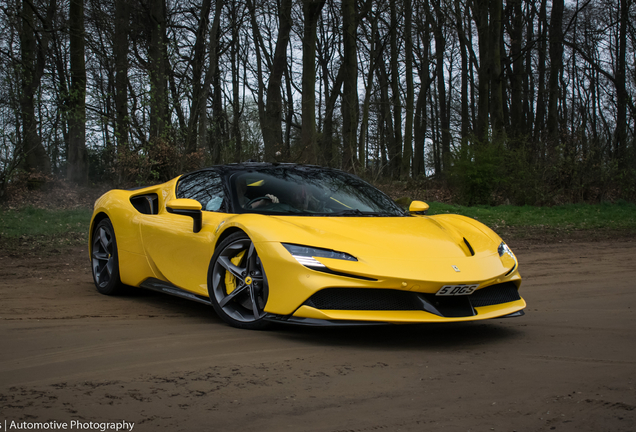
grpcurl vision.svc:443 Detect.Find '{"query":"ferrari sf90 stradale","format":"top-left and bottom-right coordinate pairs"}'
top-left (90, 163), bottom-right (525, 329)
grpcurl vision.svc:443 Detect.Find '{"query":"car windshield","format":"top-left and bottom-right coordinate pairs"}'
top-left (228, 167), bottom-right (405, 216)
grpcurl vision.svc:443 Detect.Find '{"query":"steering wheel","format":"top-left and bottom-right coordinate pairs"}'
top-left (246, 196), bottom-right (273, 209)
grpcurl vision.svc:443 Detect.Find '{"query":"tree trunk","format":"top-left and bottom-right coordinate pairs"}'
top-left (284, 64), bottom-right (293, 157)
top-left (378, 59), bottom-right (395, 178)
top-left (321, 66), bottom-right (344, 167)
top-left (230, 0), bottom-right (242, 162)
top-left (430, 86), bottom-right (441, 176)
top-left (546, 0), bottom-right (564, 154)
top-left (508, 0), bottom-right (524, 138)
top-left (434, 5), bottom-right (450, 173)
top-left (413, 3), bottom-right (430, 177)
top-left (401, 0), bottom-right (414, 178)
top-left (67, 0), bottom-right (88, 184)
top-left (359, 14), bottom-right (379, 171)
top-left (185, 0), bottom-right (212, 154)
top-left (199, 0), bottom-right (223, 161)
top-left (148, 0), bottom-right (168, 139)
top-left (614, 0), bottom-right (628, 167)
top-left (211, 62), bottom-right (226, 163)
top-left (114, 0), bottom-right (129, 181)
top-left (472, 0), bottom-right (490, 144)
top-left (533, 0), bottom-right (547, 146)
top-left (389, 0), bottom-right (402, 177)
top-left (262, 0), bottom-right (292, 161)
top-left (341, 0), bottom-right (357, 171)
top-left (523, 0), bottom-right (535, 137)
top-left (456, 0), bottom-right (470, 142)
top-left (301, 0), bottom-right (326, 163)
top-left (489, 0), bottom-right (504, 137)
top-left (20, 0), bottom-right (51, 175)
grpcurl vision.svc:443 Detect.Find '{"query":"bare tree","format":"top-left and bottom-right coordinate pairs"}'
top-left (546, 0), bottom-right (564, 153)
top-left (252, 0), bottom-right (292, 162)
top-left (67, 0), bottom-right (88, 184)
top-left (113, 0), bottom-right (130, 182)
top-left (341, 0), bottom-right (357, 170)
top-left (147, 0), bottom-right (168, 139)
top-left (433, 3), bottom-right (450, 172)
top-left (401, 0), bottom-right (414, 178)
top-left (300, 0), bottom-right (326, 163)
top-left (19, 0), bottom-right (53, 175)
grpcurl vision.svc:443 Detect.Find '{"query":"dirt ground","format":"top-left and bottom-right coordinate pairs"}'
top-left (1, 237), bottom-right (635, 432)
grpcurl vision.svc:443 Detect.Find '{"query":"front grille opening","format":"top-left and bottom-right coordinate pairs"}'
top-left (421, 294), bottom-right (475, 317)
top-left (470, 282), bottom-right (520, 307)
top-left (304, 288), bottom-right (421, 311)
top-left (303, 282), bottom-right (521, 318)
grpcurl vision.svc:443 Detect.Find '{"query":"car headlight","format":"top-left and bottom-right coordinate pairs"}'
top-left (498, 242), bottom-right (515, 259)
top-left (282, 243), bottom-right (357, 268)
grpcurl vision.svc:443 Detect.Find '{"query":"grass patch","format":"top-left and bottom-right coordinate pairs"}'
top-left (428, 201), bottom-right (636, 231)
top-left (0, 207), bottom-right (92, 253)
top-left (0, 207), bottom-right (92, 237)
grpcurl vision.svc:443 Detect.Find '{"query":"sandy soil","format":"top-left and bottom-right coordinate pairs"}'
top-left (1, 239), bottom-right (635, 432)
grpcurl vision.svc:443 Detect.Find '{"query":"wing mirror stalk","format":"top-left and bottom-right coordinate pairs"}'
top-left (166, 199), bottom-right (202, 233)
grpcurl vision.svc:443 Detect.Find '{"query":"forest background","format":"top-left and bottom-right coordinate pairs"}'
top-left (0, 0), bottom-right (634, 206)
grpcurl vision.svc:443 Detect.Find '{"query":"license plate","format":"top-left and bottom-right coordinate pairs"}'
top-left (436, 284), bottom-right (478, 296)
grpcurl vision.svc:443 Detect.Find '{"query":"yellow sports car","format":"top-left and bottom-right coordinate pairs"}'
top-left (89, 163), bottom-right (525, 329)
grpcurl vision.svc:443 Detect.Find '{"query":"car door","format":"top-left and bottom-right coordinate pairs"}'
top-left (140, 170), bottom-right (227, 296)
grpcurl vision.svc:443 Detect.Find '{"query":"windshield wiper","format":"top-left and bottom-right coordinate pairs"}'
top-left (266, 208), bottom-right (401, 217)
top-left (331, 209), bottom-right (364, 216)
top-left (329, 209), bottom-right (396, 217)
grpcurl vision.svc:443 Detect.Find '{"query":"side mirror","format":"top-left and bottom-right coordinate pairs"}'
top-left (166, 199), bottom-right (203, 233)
top-left (409, 200), bottom-right (429, 215)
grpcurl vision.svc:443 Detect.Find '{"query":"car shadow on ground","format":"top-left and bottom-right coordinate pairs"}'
top-left (111, 286), bottom-right (219, 320)
top-left (110, 286), bottom-right (524, 349)
top-left (267, 319), bottom-right (524, 350)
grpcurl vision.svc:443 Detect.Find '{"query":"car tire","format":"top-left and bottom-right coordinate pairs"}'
top-left (91, 218), bottom-right (124, 295)
top-left (208, 232), bottom-right (270, 330)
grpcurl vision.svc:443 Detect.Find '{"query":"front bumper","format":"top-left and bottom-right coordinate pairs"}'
top-left (256, 241), bottom-right (524, 319)
top-left (283, 282), bottom-right (525, 324)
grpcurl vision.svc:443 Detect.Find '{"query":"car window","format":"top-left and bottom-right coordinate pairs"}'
top-left (229, 168), bottom-right (405, 216)
top-left (176, 170), bottom-right (225, 212)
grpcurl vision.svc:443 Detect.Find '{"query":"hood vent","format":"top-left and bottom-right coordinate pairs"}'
top-left (463, 237), bottom-right (475, 256)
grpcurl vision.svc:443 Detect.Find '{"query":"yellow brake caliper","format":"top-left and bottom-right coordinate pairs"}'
top-left (224, 250), bottom-right (246, 294)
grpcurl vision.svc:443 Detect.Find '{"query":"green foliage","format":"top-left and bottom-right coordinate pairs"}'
top-left (614, 145), bottom-right (636, 200)
top-left (448, 140), bottom-right (506, 206)
top-left (448, 135), bottom-right (557, 206)
top-left (428, 201), bottom-right (636, 231)
top-left (447, 134), bottom-right (636, 206)
top-left (87, 147), bottom-right (110, 183)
